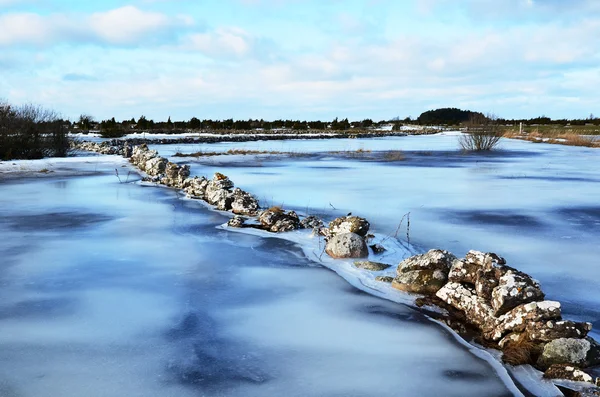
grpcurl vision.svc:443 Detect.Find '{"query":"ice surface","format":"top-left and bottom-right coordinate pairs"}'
top-left (0, 163), bottom-right (517, 396)
top-left (161, 134), bottom-right (600, 338)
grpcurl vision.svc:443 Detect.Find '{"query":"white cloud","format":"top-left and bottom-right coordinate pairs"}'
top-left (0, 6), bottom-right (190, 47)
top-left (182, 27), bottom-right (253, 58)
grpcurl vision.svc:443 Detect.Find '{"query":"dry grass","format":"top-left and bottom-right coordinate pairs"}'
top-left (501, 335), bottom-right (540, 366)
top-left (214, 172), bottom-right (228, 180)
top-left (382, 150), bottom-right (405, 161)
top-left (266, 206), bottom-right (284, 214)
top-left (505, 127), bottom-right (600, 148)
top-left (174, 149), bottom-right (283, 157)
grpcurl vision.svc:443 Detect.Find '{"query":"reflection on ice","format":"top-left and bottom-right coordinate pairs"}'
top-left (0, 163), bottom-right (517, 396)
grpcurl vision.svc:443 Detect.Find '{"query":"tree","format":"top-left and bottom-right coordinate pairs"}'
top-left (0, 101), bottom-right (70, 160)
top-left (189, 117), bottom-right (201, 129)
top-left (418, 108), bottom-right (482, 125)
top-left (77, 114), bottom-right (94, 133)
top-left (459, 113), bottom-right (504, 151)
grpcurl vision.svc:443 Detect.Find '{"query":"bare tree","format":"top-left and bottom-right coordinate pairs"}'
top-left (459, 113), bottom-right (504, 151)
top-left (0, 101), bottom-right (70, 160)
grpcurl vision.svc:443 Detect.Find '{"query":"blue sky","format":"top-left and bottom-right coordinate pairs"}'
top-left (1, 0), bottom-right (599, 122)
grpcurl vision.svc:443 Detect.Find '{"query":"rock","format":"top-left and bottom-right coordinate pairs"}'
top-left (436, 282), bottom-right (497, 332)
top-left (392, 269), bottom-right (448, 295)
top-left (538, 338), bottom-right (600, 370)
top-left (490, 270), bottom-right (544, 316)
top-left (123, 143), bottom-right (133, 158)
top-left (227, 215), bottom-right (246, 228)
top-left (230, 188), bottom-right (260, 215)
top-left (398, 249), bottom-right (457, 273)
top-left (392, 250), bottom-right (457, 295)
top-left (206, 173), bottom-right (234, 193)
top-left (205, 174), bottom-right (235, 210)
top-left (527, 321), bottom-right (592, 343)
top-left (162, 162), bottom-right (190, 187)
top-left (493, 301), bottom-right (562, 341)
top-left (466, 250), bottom-right (506, 266)
top-left (144, 157), bottom-right (168, 176)
top-left (578, 388), bottom-right (600, 397)
top-left (448, 259), bottom-right (478, 284)
top-left (375, 276), bottom-right (394, 283)
top-left (184, 176), bottom-right (209, 198)
top-left (206, 189), bottom-right (233, 211)
top-left (369, 244), bottom-right (386, 254)
top-left (543, 364), bottom-right (594, 383)
top-left (449, 251), bottom-right (505, 285)
top-left (299, 215), bottom-right (323, 229)
top-left (258, 207), bottom-right (300, 233)
top-left (325, 232), bottom-right (369, 259)
top-left (353, 261), bottom-right (391, 271)
top-left (328, 216), bottom-right (370, 237)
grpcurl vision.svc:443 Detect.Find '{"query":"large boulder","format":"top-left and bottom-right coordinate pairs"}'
top-left (537, 338), bottom-right (600, 370)
top-left (490, 270), bottom-right (544, 316)
top-left (227, 215), bottom-right (246, 228)
top-left (207, 189), bottom-right (233, 211)
top-left (258, 207), bottom-right (299, 233)
top-left (300, 215), bottom-right (324, 230)
top-left (206, 173), bottom-right (235, 210)
top-left (492, 300), bottom-right (562, 340)
top-left (527, 321), bottom-right (592, 343)
top-left (130, 144), bottom-right (159, 168)
top-left (449, 251), bottom-right (505, 285)
top-left (392, 250), bottom-right (457, 295)
top-left (162, 162), bottom-right (191, 187)
top-left (144, 157), bottom-right (168, 176)
top-left (325, 232), bottom-right (369, 259)
top-left (436, 282), bottom-right (497, 331)
top-left (543, 364), bottom-right (594, 384)
top-left (328, 216), bottom-right (370, 237)
top-left (184, 176), bottom-right (209, 198)
top-left (230, 188), bottom-right (260, 216)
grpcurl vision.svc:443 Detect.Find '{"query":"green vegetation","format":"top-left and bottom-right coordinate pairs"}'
top-left (418, 108), bottom-right (483, 125)
top-left (0, 100), bottom-right (71, 160)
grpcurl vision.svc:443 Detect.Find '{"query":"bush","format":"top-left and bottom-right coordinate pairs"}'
top-left (0, 101), bottom-right (71, 160)
top-left (459, 113), bottom-right (504, 151)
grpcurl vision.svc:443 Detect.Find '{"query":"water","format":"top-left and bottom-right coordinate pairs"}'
top-left (159, 134), bottom-right (600, 338)
top-left (0, 160), bottom-right (515, 396)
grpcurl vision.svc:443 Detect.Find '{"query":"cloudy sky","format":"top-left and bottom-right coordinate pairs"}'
top-left (1, 0), bottom-right (599, 122)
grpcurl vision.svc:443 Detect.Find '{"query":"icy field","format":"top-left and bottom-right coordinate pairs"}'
top-left (1, 133), bottom-right (599, 396)
top-left (0, 159), bottom-right (516, 397)
top-left (161, 134), bottom-right (600, 338)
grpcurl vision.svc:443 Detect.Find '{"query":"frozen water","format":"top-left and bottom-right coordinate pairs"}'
top-left (162, 134), bottom-right (600, 339)
top-left (0, 161), bottom-right (517, 396)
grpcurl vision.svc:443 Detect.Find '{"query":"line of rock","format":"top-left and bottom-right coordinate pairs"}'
top-left (79, 141), bottom-right (600, 395)
top-left (73, 130), bottom-right (410, 150)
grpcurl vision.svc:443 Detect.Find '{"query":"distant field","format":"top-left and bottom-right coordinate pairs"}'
top-left (503, 124), bottom-right (600, 147)
top-left (505, 124), bottom-right (600, 136)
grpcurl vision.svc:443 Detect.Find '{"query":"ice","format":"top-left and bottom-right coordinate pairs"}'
top-left (162, 135), bottom-right (600, 329)
top-left (0, 162), bottom-right (517, 396)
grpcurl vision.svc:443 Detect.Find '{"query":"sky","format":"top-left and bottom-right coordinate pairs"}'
top-left (0, 0), bottom-right (599, 122)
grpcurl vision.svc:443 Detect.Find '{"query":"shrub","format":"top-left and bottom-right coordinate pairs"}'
top-left (459, 113), bottom-right (504, 151)
top-left (0, 101), bottom-right (71, 160)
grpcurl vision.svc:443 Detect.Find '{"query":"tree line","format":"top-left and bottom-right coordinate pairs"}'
top-left (416, 107), bottom-right (600, 126)
top-left (76, 115), bottom-right (380, 138)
